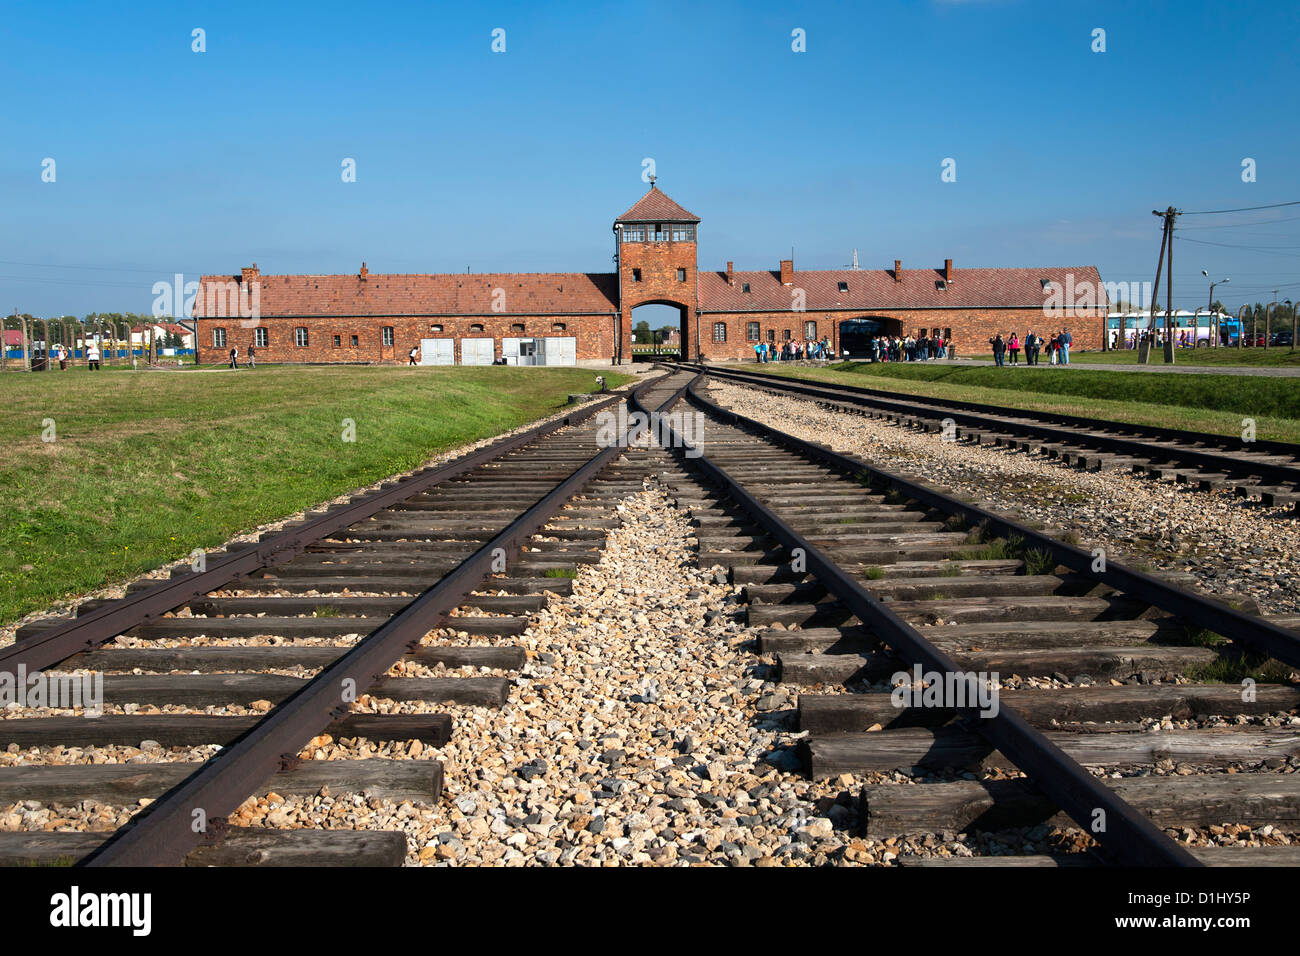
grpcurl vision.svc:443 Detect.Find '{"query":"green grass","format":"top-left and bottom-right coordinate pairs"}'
top-left (312, 605), bottom-right (341, 618)
top-left (0, 365), bottom-right (630, 625)
top-left (862, 565), bottom-right (885, 580)
top-left (997, 348), bottom-right (1300, 368)
top-left (735, 362), bottom-right (1300, 443)
top-left (1023, 548), bottom-right (1057, 575)
top-left (543, 567), bottom-right (578, 578)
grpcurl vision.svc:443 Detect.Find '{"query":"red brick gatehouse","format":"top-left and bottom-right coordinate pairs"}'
top-left (192, 184), bottom-right (1107, 366)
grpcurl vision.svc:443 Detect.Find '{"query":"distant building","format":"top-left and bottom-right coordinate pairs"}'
top-left (193, 184), bottom-right (1108, 366)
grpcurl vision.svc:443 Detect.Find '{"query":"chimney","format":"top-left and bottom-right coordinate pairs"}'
top-left (241, 263), bottom-right (260, 285)
top-left (944, 258), bottom-right (953, 281)
top-left (893, 259), bottom-right (902, 283)
top-left (726, 261), bottom-right (734, 285)
top-left (359, 261), bottom-right (369, 279)
top-left (780, 259), bottom-right (794, 286)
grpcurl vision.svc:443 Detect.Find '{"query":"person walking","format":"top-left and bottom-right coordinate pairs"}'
top-left (408, 345), bottom-right (419, 366)
top-left (247, 345), bottom-right (256, 369)
top-left (87, 342), bottom-right (101, 370)
top-left (228, 346), bottom-right (238, 369)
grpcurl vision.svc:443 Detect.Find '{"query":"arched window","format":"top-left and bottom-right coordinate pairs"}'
top-left (511, 323), bottom-right (525, 333)
top-left (469, 323), bottom-right (484, 332)
top-left (552, 322), bottom-right (566, 331)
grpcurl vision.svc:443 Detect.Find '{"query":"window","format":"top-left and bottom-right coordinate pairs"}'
top-left (747, 322), bottom-right (760, 341)
top-left (653, 223), bottom-right (667, 242)
top-left (332, 334), bottom-right (341, 348)
top-left (804, 321), bottom-right (817, 339)
top-left (622, 226), bottom-right (644, 242)
top-left (671, 224), bottom-right (695, 241)
top-left (837, 281), bottom-right (848, 293)
top-left (766, 329), bottom-right (775, 343)
top-left (935, 280), bottom-right (947, 291)
top-left (294, 327), bottom-right (308, 347)
top-left (676, 268), bottom-right (686, 282)
top-left (943, 327), bottom-right (952, 340)
top-left (713, 322), bottom-right (727, 343)
top-left (382, 326), bottom-right (394, 346)
top-left (511, 323), bottom-right (525, 333)
top-left (783, 329), bottom-right (791, 341)
top-left (430, 324), bottom-right (444, 332)
top-left (350, 334), bottom-right (359, 347)
top-left (742, 283), bottom-right (751, 293)
top-left (552, 322), bottom-right (566, 331)
top-left (632, 268), bottom-right (642, 282)
top-left (254, 328), bottom-right (267, 348)
top-left (1040, 278), bottom-right (1052, 290)
top-left (213, 327), bottom-right (227, 348)
top-left (469, 323), bottom-right (484, 332)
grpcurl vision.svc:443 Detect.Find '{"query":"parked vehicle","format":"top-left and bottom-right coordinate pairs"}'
top-left (1270, 330), bottom-right (1294, 347)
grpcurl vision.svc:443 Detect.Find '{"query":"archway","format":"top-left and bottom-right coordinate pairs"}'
top-left (629, 301), bottom-right (691, 362)
top-left (838, 316), bottom-right (902, 358)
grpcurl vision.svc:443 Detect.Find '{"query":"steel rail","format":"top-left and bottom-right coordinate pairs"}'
top-left (1, 389), bottom-right (628, 680)
top-left (80, 373), bottom-right (683, 866)
top-left (640, 374), bottom-right (1201, 866)
top-left (683, 362), bottom-right (1300, 485)
top-left (680, 372), bottom-right (1300, 668)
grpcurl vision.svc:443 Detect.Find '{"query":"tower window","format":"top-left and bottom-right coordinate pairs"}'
top-left (671, 224), bottom-right (695, 241)
top-left (632, 268), bottom-right (642, 282)
top-left (623, 226), bottom-right (644, 242)
top-left (676, 268), bottom-right (686, 282)
top-left (713, 323), bottom-right (727, 343)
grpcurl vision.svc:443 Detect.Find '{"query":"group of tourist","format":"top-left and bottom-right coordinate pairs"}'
top-left (989, 329), bottom-right (1072, 366)
top-left (227, 346), bottom-right (257, 369)
top-left (869, 333), bottom-right (950, 363)
top-left (752, 337), bottom-right (834, 362)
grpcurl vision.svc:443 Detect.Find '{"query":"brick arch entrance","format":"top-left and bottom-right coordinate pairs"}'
top-left (626, 299), bottom-right (694, 361)
top-left (838, 316), bottom-right (903, 357)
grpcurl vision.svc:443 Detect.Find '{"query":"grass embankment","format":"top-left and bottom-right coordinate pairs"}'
top-left (736, 362), bottom-right (1300, 443)
top-left (1031, 348), bottom-right (1300, 368)
top-left (0, 365), bottom-right (630, 624)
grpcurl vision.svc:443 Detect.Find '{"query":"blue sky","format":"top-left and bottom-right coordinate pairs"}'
top-left (3, 0), bottom-right (1298, 320)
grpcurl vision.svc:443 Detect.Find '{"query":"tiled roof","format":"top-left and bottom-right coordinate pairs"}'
top-left (700, 266), bottom-right (1107, 311)
top-left (615, 187), bottom-right (700, 223)
top-left (194, 272), bottom-right (619, 318)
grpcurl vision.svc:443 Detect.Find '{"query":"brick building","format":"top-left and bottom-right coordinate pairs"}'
top-left (193, 184), bottom-right (1107, 366)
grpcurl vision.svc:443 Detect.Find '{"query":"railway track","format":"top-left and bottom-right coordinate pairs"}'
top-left (645, 367), bottom-right (1300, 866)
top-left (0, 370), bottom-right (694, 867)
top-left (683, 362), bottom-right (1300, 511)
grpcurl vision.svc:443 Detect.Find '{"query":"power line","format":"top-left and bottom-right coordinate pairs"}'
top-left (1178, 212), bottom-right (1300, 230)
top-left (1174, 237), bottom-right (1300, 256)
top-left (1181, 200), bottom-right (1300, 215)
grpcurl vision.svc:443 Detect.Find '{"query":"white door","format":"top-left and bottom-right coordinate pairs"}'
top-left (501, 337), bottom-right (522, 366)
top-left (460, 338), bottom-right (494, 365)
top-left (420, 338), bottom-right (454, 365)
top-left (544, 336), bottom-right (576, 366)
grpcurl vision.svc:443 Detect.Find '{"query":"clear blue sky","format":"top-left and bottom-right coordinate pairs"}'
top-left (3, 0), bottom-right (1298, 320)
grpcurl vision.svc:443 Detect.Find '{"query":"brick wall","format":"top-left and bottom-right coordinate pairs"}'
top-left (619, 239), bottom-right (698, 360)
top-left (695, 307), bottom-right (1107, 361)
top-left (195, 313), bottom-right (616, 365)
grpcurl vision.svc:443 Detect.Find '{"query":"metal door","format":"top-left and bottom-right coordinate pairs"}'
top-left (420, 338), bottom-right (454, 365)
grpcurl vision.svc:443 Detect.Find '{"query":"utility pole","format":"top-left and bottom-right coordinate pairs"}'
top-left (1144, 209), bottom-right (1172, 363)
